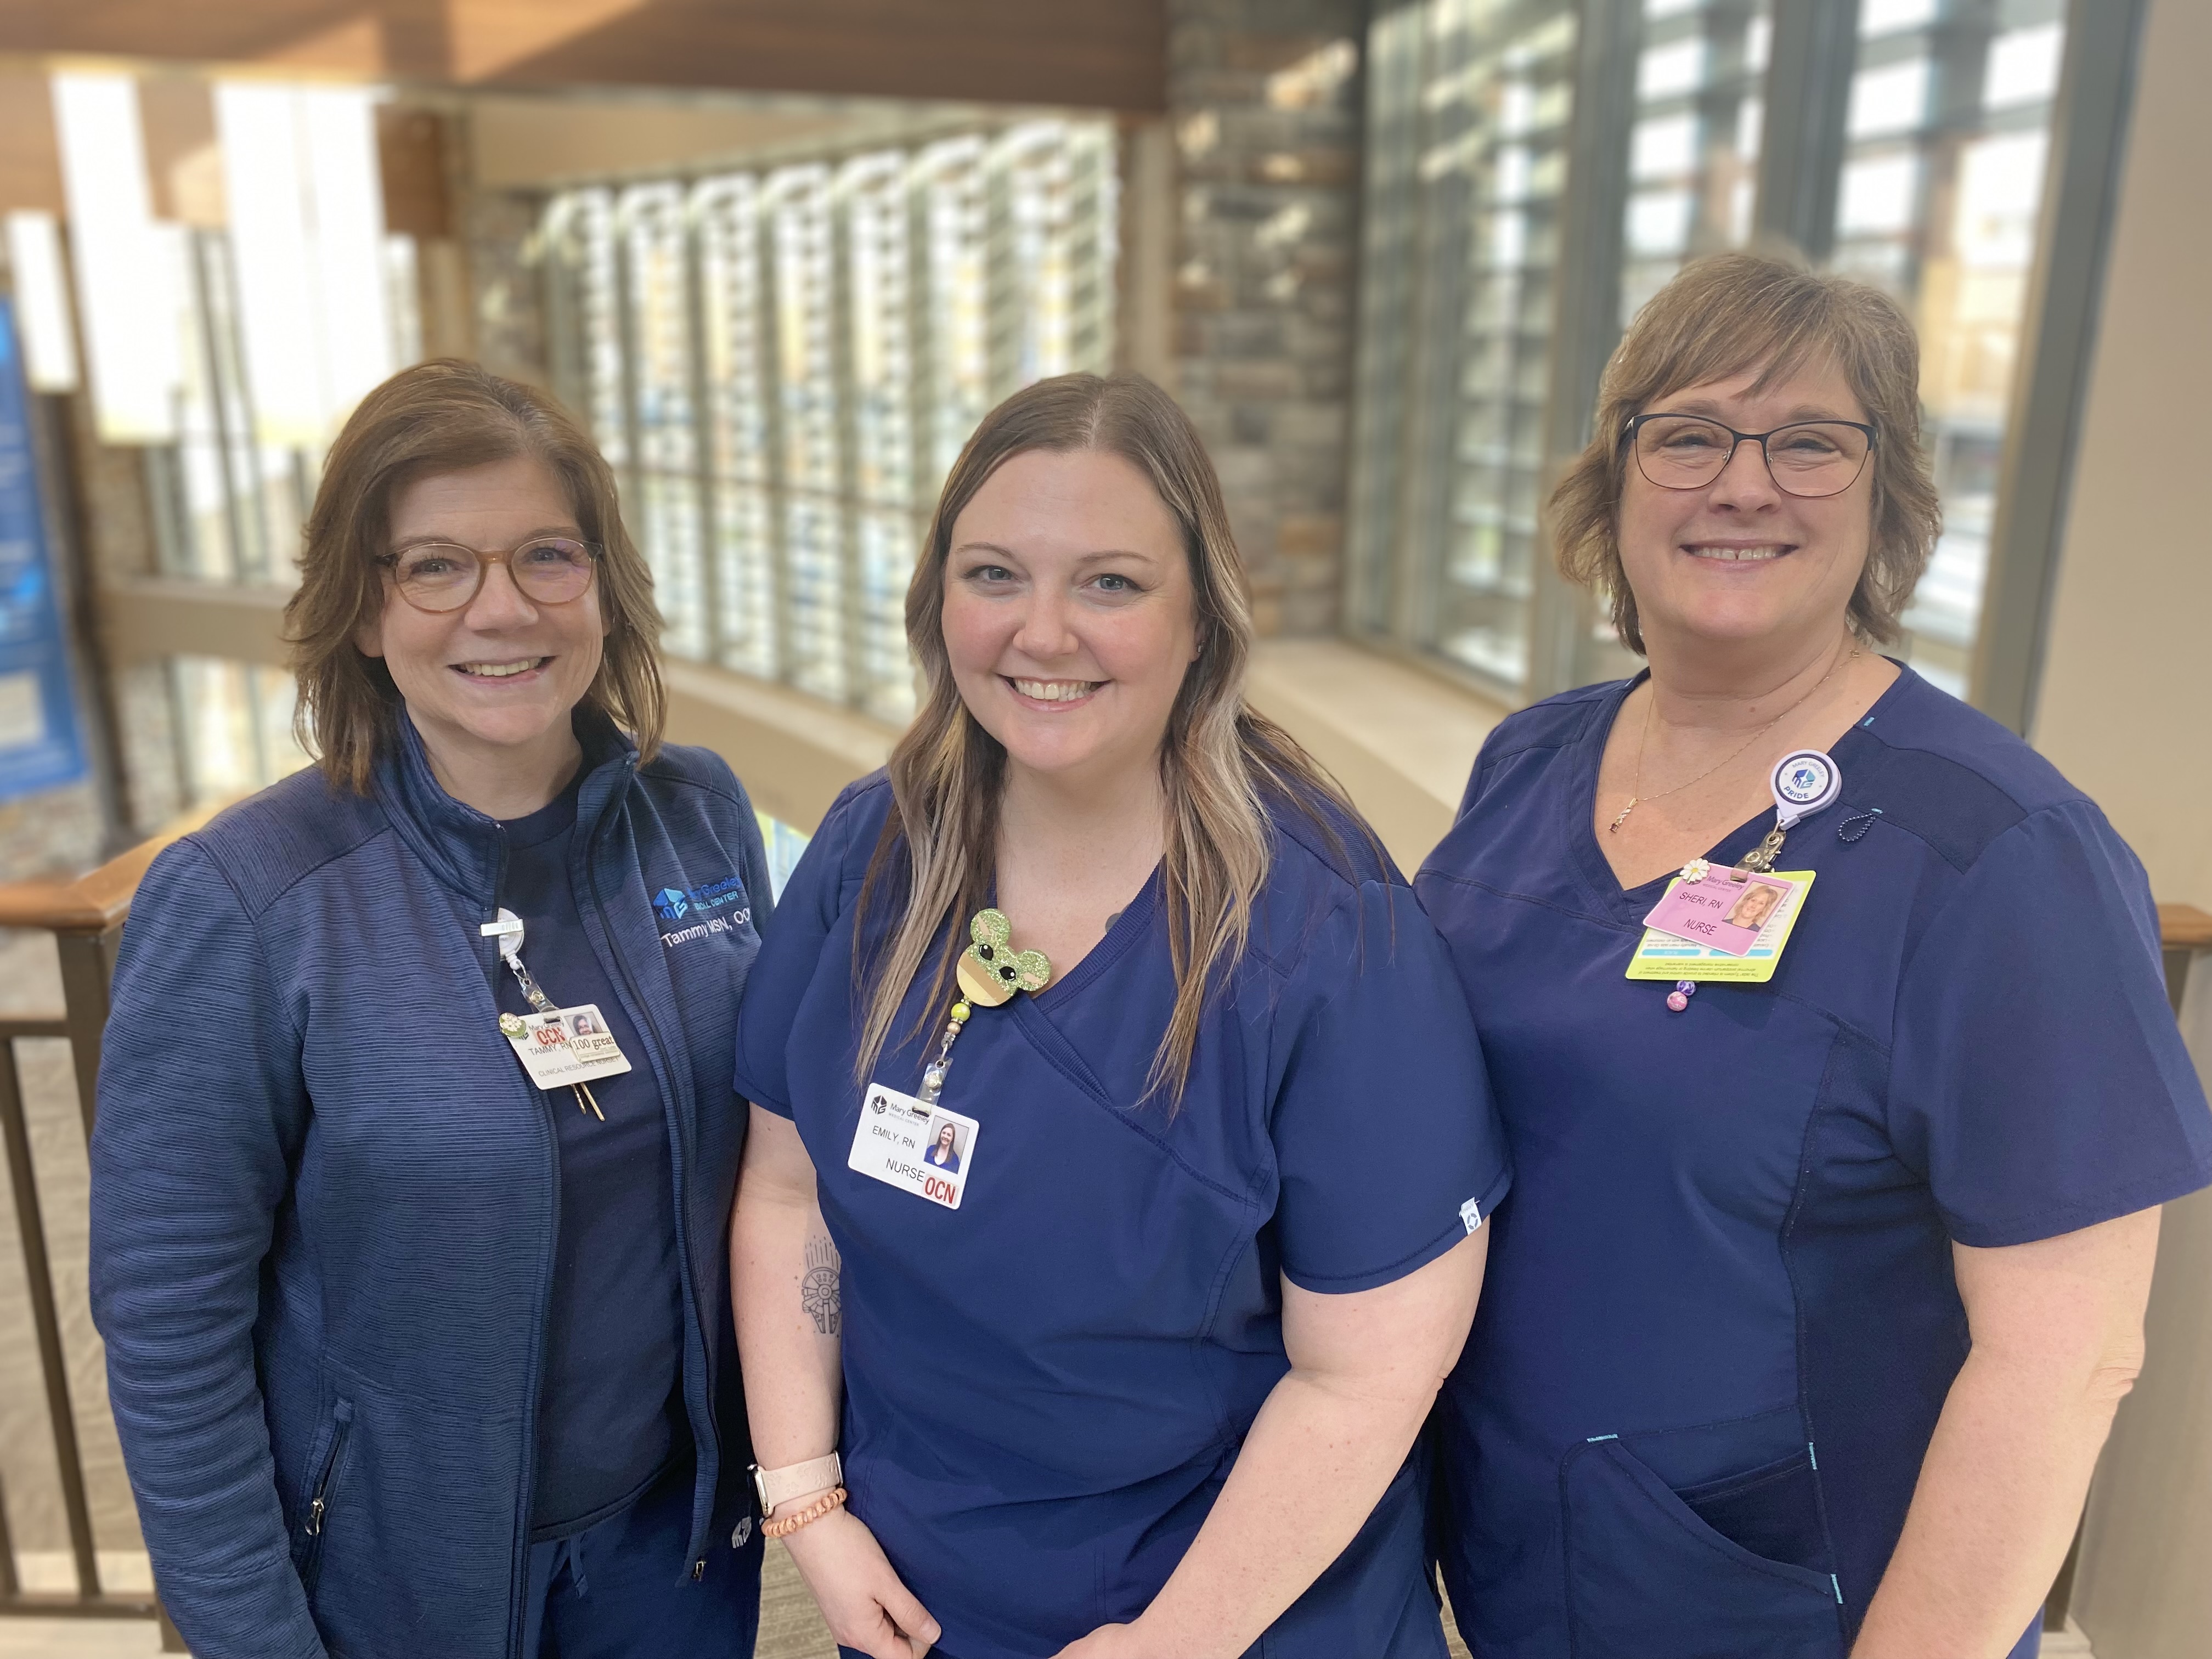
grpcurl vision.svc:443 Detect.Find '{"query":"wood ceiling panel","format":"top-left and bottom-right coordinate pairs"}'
top-left (0, 0), bottom-right (1166, 111)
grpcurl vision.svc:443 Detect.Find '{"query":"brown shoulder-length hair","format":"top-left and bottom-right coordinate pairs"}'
top-left (285, 358), bottom-right (664, 791)
top-left (852, 373), bottom-right (1371, 1108)
top-left (1550, 251), bottom-right (1943, 653)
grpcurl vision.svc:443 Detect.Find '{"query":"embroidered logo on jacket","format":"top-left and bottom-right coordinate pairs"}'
top-left (654, 872), bottom-right (752, 944)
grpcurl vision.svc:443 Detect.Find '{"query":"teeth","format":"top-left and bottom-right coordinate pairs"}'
top-left (1012, 679), bottom-right (1100, 702)
top-left (1686, 546), bottom-right (1786, 562)
top-left (459, 659), bottom-right (543, 678)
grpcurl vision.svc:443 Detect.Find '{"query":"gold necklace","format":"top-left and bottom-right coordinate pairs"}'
top-left (1609, 645), bottom-right (1859, 834)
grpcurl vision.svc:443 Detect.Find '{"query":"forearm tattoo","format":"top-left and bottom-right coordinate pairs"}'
top-left (801, 1231), bottom-right (842, 1336)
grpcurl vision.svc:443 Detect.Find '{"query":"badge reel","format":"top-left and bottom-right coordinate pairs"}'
top-left (846, 909), bottom-right (1048, 1213)
top-left (1626, 749), bottom-right (1841, 992)
top-left (481, 908), bottom-right (632, 1116)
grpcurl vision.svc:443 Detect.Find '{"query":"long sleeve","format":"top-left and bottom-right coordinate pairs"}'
top-left (89, 838), bottom-right (326, 1658)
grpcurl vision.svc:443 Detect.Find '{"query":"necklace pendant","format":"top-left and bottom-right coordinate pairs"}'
top-left (1608, 798), bottom-right (1636, 833)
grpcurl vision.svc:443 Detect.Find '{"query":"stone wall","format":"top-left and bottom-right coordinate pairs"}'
top-left (1168, 0), bottom-right (1364, 637)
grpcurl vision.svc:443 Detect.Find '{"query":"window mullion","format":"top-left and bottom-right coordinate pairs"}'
top-left (1525, 0), bottom-right (1644, 703)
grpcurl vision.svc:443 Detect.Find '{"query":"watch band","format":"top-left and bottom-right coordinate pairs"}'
top-left (751, 1452), bottom-right (843, 1514)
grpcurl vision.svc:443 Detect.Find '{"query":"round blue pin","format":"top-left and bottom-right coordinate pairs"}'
top-left (1770, 748), bottom-right (1841, 828)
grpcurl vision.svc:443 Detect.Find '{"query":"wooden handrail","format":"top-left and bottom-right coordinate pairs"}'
top-left (0, 800), bottom-right (229, 936)
top-left (0, 811), bottom-right (2207, 951)
top-left (2160, 903), bottom-right (2212, 953)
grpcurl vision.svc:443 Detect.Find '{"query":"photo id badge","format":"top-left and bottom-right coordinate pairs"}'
top-left (849, 1082), bottom-right (979, 1211)
top-left (1626, 870), bottom-right (1817, 983)
top-left (499, 1005), bottom-right (633, 1090)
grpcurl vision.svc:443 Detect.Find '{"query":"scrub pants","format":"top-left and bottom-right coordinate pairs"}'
top-left (524, 1460), bottom-right (762, 1658)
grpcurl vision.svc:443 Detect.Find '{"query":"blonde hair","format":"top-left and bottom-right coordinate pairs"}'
top-left (853, 373), bottom-right (1369, 1107)
top-left (285, 359), bottom-right (665, 791)
top-left (1550, 251), bottom-right (1943, 653)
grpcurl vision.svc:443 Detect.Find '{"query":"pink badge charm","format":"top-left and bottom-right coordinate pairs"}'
top-left (1666, 979), bottom-right (1696, 1013)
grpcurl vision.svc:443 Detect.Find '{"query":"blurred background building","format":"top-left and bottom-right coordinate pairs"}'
top-left (0, 1), bottom-right (2203, 1656)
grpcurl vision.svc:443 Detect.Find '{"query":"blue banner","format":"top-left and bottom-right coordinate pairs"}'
top-left (0, 294), bottom-right (89, 803)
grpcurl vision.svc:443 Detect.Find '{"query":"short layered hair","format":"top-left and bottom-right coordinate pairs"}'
top-left (285, 359), bottom-right (665, 791)
top-left (1550, 251), bottom-right (1943, 653)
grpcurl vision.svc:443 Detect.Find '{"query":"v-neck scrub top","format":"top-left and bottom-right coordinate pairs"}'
top-left (735, 775), bottom-right (1511, 1659)
top-left (1413, 666), bottom-right (2212, 1659)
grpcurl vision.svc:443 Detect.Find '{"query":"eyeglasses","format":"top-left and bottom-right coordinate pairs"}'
top-left (1623, 413), bottom-right (1877, 499)
top-left (379, 537), bottom-right (600, 613)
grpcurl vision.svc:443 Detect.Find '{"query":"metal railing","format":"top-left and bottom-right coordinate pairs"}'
top-left (0, 815), bottom-right (213, 1649)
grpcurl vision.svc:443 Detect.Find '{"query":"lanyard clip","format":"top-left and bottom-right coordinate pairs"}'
top-left (481, 907), bottom-right (525, 962)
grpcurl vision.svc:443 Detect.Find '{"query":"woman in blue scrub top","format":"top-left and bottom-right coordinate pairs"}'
top-left (732, 373), bottom-right (1510, 1659)
top-left (1416, 253), bottom-right (2212, 1659)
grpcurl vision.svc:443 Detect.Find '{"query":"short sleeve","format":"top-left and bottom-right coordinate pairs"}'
top-left (733, 782), bottom-right (876, 1118)
top-left (1270, 879), bottom-right (1514, 1293)
top-left (1888, 800), bottom-right (2212, 1248)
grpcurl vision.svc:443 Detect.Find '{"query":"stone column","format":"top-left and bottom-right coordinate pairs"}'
top-left (1167, 0), bottom-right (1364, 637)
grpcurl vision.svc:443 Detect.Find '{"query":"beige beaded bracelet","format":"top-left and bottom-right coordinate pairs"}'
top-left (761, 1486), bottom-right (847, 1539)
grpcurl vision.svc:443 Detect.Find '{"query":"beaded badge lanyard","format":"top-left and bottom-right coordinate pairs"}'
top-left (915, 909), bottom-right (1052, 1108)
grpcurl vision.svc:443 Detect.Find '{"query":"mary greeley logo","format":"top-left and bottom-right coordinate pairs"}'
top-left (654, 872), bottom-right (752, 946)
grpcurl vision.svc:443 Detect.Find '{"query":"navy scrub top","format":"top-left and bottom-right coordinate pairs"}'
top-left (736, 774), bottom-right (1511, 1659)
top-left (1414, 665), bottom-right (2212, 1659)
top-left (495, 779), bottom-right (686, 1537)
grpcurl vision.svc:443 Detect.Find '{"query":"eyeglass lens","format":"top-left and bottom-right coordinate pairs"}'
top-left (391, 540), bottom-right (596, 612)
top-left (1633, 416), bottom-right (1870, 499)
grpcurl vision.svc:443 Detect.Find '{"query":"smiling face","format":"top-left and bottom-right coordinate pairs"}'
top-left (357, 454), bottom-right (606, 787)
top-left (1615, 357), bottom-right (1875, 661)
top-left (940, 448), bottom-right (1199, 789)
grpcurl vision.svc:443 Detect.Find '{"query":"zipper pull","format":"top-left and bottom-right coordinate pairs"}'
top-left (691, 1558), bottom-right (705, 1582)
top-left (308, 1497), bottom-right (326, 1537)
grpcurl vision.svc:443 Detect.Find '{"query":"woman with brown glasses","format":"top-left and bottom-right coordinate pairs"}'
top-left (89, 360), bottom-right (771, 1659)
top-left (1416, 253), bottom-right (2211, 1659)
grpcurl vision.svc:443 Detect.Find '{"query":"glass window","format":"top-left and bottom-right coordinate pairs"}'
top-left (1620, 0), bottom-right (1771, 324)
top-left (1350, 0), bottom-right (2080, 706)
top-left (1832, 0), bottom-right (2068, 694)
top-left (1347, 0), bottom-right (1582, 695)
top-left (544, 117), bottom-right (1118, 720)
top-left (169, 656), bottom-right (309, 805)
top-left (145, 228), bottom-right (314, 586)
top-left (619, 183), bottom-right (709, 664)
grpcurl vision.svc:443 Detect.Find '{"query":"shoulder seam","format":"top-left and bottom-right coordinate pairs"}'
top-left (1860, 729), bottom-right (2090, 820)
top-left (182, 815), bottom-right (393, 918)
top-left (162, 837), bottom-right (304, 1050)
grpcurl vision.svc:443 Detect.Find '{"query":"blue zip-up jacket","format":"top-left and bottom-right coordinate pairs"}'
top-left (88, 710), bottom-right (770, 1659)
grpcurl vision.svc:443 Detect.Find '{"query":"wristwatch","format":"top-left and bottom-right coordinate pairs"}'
top-left (750, 1452), bottom-right (843, 1514)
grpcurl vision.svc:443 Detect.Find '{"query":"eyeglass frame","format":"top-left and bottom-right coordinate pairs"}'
top-left (375, 535), bottom-right (605, 614)
top-left (1619, 412), bottom-right (1880, 500)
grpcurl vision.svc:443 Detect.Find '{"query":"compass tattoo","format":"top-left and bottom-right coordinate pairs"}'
top-left (800, 1232), bottom-right (841, 1336)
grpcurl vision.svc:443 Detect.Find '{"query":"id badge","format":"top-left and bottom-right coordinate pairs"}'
top-left (499, 1005), bottom-right (634, 1089)
top-left (849, 1083), bottom-right (978, 1211)
top-left (1625, 870), bottom-right (1816, 983)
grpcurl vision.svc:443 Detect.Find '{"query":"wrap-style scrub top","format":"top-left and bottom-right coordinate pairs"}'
top-left (737, 773), bottom-right (1512, 1659)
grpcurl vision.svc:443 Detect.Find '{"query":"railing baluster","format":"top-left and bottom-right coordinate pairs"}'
top-left (55, 928), bottom-right (119, 1144)
top-left (0, 1034), bottom-right (103, 1600)
top-left (0, 1464), bottom-right (19, 1601)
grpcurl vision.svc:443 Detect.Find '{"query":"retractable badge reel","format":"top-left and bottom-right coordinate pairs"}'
top-left (1629, 749), bottom-right (1843, 1003)
top-left (481, 907), bottom-right (632, 1118)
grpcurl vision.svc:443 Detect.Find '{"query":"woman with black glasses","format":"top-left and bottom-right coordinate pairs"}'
top-left (90, 361), bottom-right (772, 1659)
top-left (1416, 255), bottom-right (2211, 1659)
